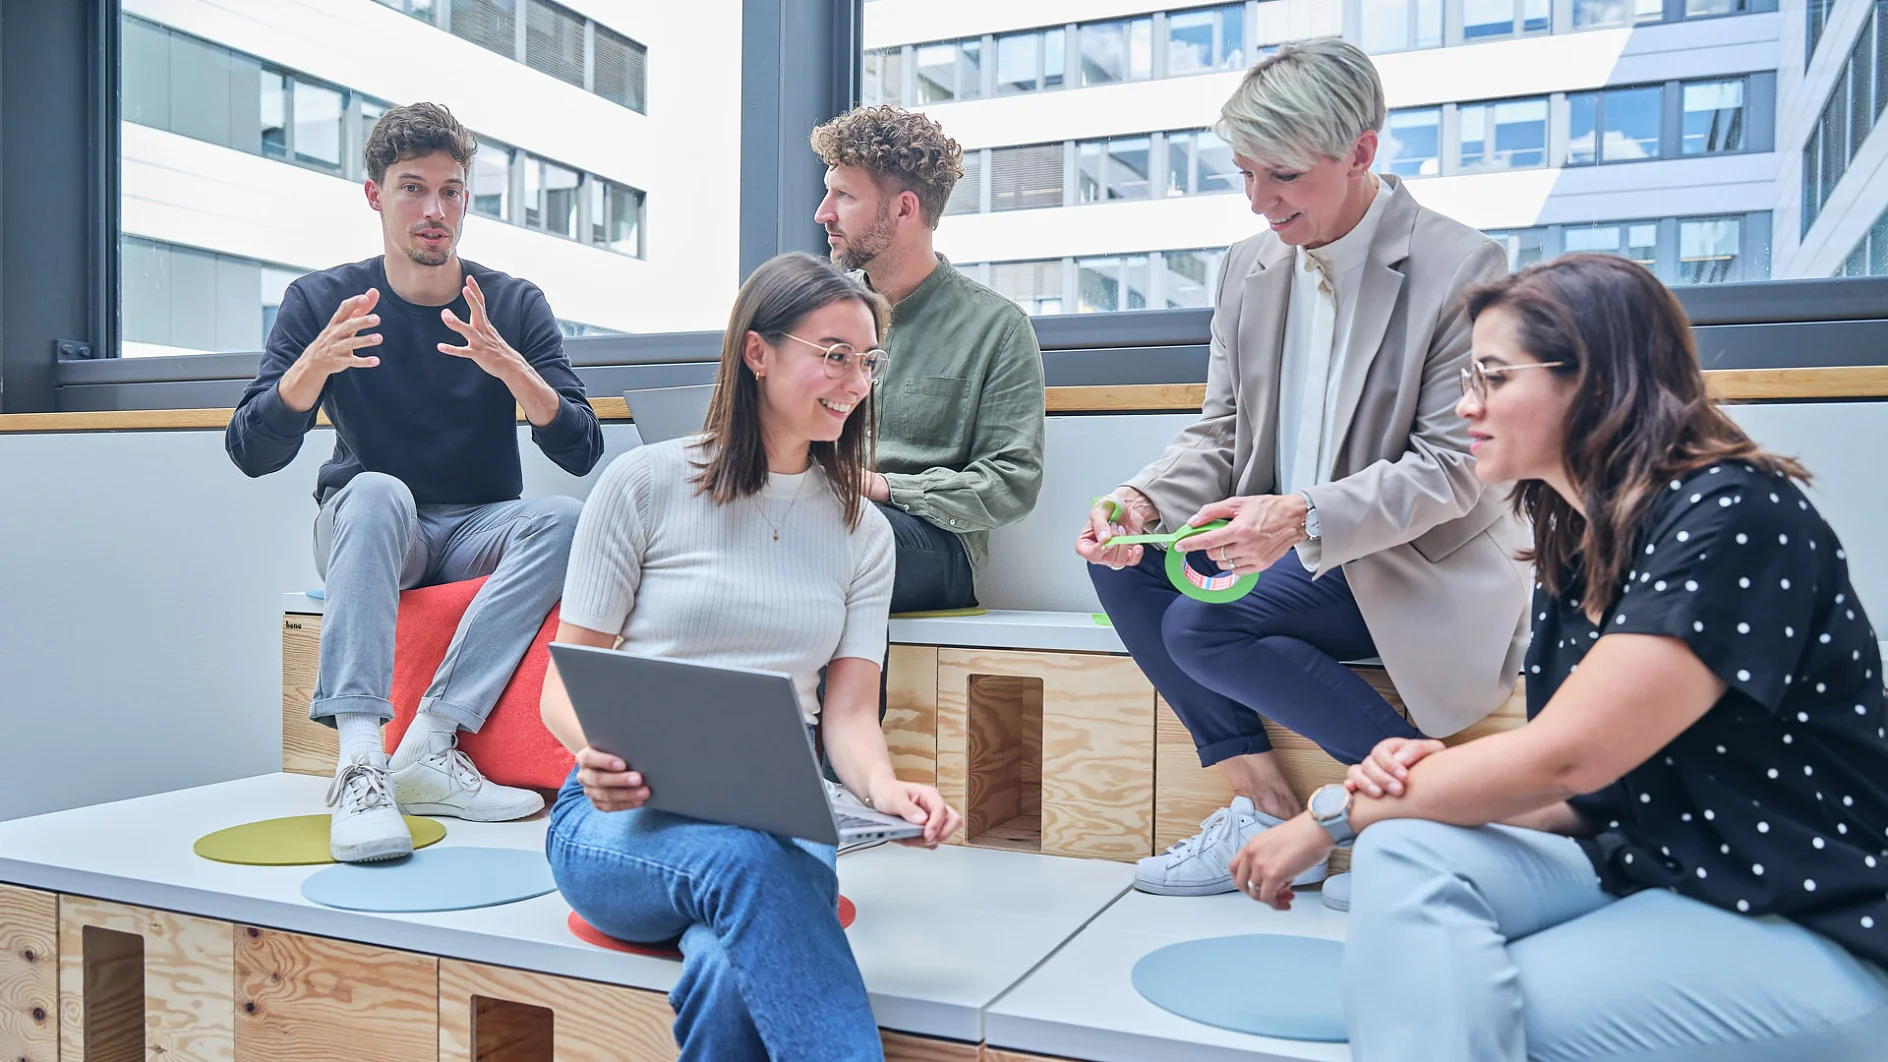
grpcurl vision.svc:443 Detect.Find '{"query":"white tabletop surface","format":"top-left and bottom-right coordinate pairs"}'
top-left (985, 888), bottom-right (1356, 1062)
top-left (0, 772), bottom-right (1131, 1042)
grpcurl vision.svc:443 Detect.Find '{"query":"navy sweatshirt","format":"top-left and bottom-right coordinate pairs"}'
top-left (226, 257), bottom-right (604, 504)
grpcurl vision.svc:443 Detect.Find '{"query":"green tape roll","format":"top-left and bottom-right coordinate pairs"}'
top-left (1104, 519), bottom-right (1260, 604)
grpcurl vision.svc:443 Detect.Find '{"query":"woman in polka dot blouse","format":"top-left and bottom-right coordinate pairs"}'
top-left (1229, 253), bottom-right (1888, 1059)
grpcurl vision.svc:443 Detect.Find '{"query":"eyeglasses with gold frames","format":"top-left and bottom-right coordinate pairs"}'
top-left (1459, 358), bottom-right (1568, 403)
top-left (780, 332), bottom-right (891, 385)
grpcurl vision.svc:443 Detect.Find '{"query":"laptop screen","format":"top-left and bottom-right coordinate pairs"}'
top-left (622, 384), bottom-right (715, 446)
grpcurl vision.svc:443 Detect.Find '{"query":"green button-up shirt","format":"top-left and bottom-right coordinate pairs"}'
top-left (871, 256), bottom-right (1046, 570)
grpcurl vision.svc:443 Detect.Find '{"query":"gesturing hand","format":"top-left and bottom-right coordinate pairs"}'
top-left (439, 275), bottom-right (527, 381)
top-left (1175, 494), bottom-right (1309, 576)
top-left (277, 289), bottom-right (382, 413)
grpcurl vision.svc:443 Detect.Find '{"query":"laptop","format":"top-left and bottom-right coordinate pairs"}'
top-left (622, 383), bottom-right (715, 446)
top-left (548, 642), bottom-right (927, 848)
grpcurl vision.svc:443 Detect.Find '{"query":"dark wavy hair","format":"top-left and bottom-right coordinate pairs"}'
top-left (691, 252), bottom-right (890, 529)
top-left (363, 102), bottom-right (477, 185)
top-left (809, 105), bottom-right (963, 228)
top-left (1465, 254), bottom-right (1808, 621)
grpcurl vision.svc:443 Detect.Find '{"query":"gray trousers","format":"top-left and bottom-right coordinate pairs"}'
top-left (1346, 819), bottom-right (1888, 1060)
top-left (311, 471), bottom-right (582, 732)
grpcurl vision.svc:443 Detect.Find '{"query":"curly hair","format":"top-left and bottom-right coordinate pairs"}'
top-left (810, 106), bottom-right (962, 229)
top-left (364, 102), bottom-right (477, 185)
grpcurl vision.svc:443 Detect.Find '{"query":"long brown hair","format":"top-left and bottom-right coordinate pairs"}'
top-left (691, 252), bottom-right (890, 529)
top-left (1464, 254), bottom-right (1807, 621)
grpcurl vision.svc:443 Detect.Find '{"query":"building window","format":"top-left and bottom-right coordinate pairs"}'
top-left (1463, 0), bottom-right (1550, 40)
top-left (1459, 98), bottom-right (1547, 171)
top-left (1079, 17), bottom-right (1153, 86)
top-left (1566, 86), bottom-right (1661, 165)
top-left (946, 151), bottom-right (983, 215)
top-left (1163, 248), bottom-right (1226, 308)
top-left (990, 259), bottom-right (1065, 314)
top-left (260, 71), bottom-right (289, 159)
top-left (471, 139), bottom-right (514, 221)
top-left (1807, 0), bottom-right (1833, 67)
top-left (1685, 0), bottom-right (1761, 14)
top-left (1378, 107), bottom-right (1441, 177)
top-left (586, 178), bottom-right (644, 257)
top-left (1078, 137), bottom-right (1152, 202)
top-left (591, 23), bottom-right (648, 113)
top-left (863, 48), bottom-right (903, 105)
top-left (524, 0), bottom-right (586, 89)
top-left (1484, 228), bottom-right (1547, 270)
top-left (1682, 79), bottom-right (1746, 154)
top-left (1077, 254), bottom-right (1152, 312)
top-left (447, 0), bottom-right (516, 56)
top-left (1168, 4), bottom-right (1246, 74)
top-left (121, 237), bottom-right (304, 357)
top-left (1571, 0), bottom-right (1663, 28)
top-left (996, 29), bottom-right (1065, 94)
top-left (1361, 0), bottom-right (1442, 53)
top-left (916, 39), bottom-right (981, 103)
top-left (1677, 216), bottom-right (1743, 284)
top-left (1850, 29), bottom-right (1875, 165)
top-left (1166, 128), bottom-right (1241, 195)
top-left (1564, 221), bottom-right (1659, 271)
top-left (292, 78), bottom-right (345, 172)
top-left (990, 143), bottom-right (1065, 211)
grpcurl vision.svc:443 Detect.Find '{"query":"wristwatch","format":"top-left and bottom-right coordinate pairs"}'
top-left (1307, 783), bottom-right (1356, 847)
top-left (1299, 492), bottom-right (1321, 540)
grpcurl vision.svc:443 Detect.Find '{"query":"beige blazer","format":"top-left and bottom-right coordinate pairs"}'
top-left (1126, 174), bottom-right (1530, 737)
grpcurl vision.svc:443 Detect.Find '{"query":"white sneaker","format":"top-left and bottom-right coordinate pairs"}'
top-left (326, 752), bottom-right (413, 863)
top-left (1321, 871), bottom-right (1351, 912)
top-left (1134, 796), bottom-right (1329, 896)
top-left (391, 732), bottom-right (544, 821)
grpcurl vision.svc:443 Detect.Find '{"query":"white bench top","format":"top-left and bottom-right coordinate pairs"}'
top-left (0, 772), bottom-right (1130, 1043)
top-left (986, 888), bottom-right (1354, 1062)
top-left (284, 593), bottom-right (1132, 654)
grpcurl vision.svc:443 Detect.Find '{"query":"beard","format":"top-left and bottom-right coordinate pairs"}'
top-left (404, 228), bottom-right (456, 267)
top-left (829, 203), bottom-right (894, 272)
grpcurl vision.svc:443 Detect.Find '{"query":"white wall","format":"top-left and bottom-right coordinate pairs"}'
top-left (3, 402), bottom-right (1882, 821)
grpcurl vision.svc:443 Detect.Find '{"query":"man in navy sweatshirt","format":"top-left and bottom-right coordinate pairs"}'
top-left (227, 103), bottom-right (603, 862)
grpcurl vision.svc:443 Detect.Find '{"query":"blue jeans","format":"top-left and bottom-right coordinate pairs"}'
top-left (1089, 547), bottom-right (1419, 766)
top-left (545, 772), bottom-right (883, 1062)
top-left (1347, 819), bottom-right (1888, 1060)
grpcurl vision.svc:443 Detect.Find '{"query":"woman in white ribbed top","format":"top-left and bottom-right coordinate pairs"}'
top-left (538, 252), bottom-right (963, 1062)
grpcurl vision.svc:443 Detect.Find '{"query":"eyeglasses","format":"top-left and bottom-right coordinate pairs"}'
top-left (1459, 358), bottom-right (1568, 404)
top-left (781, 332), bottom-right (891, 384)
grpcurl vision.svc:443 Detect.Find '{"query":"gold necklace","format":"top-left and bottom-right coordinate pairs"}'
top-left (754, 471), bottom-right (809, 541)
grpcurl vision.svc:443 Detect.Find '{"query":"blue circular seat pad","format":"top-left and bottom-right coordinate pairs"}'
top-left (1130, 934), bottom-right (1347, 1042)
top-left (300, 846), bottom-right (557, 912)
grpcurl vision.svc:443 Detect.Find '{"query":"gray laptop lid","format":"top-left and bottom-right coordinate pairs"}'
top-left (548, 642), bottom-right (842, 846)
top-left (622, 384), bottom-right (715, 446)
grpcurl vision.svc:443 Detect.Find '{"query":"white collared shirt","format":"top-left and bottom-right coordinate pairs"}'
top-left (1275, 176), bottom-right (1390, 498)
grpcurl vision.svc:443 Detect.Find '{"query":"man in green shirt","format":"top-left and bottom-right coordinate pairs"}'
top-left (810, 106), bottom-right (1046, 613)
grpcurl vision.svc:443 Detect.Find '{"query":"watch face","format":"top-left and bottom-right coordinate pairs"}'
top-left (1309, 785), bottom-right (1347, 819)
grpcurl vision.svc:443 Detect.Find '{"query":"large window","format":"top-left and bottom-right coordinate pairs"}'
top-left (1167, 4), bottom-right (1247, 74)
top-left (1079, 17), bottom-right (1155, 86)
top-left (385, 0), bottom-right (650, 113)
top-left (1802, 4), bottom-right (1887, 235)
top-left (1077, 137), bottom-right (1153, 202)
top-left (1459, 98), bottom-right (1548, 172)
top-left (916, 39), bottom-right (982, 103)
top-left (989, 259), bottom-right (1065, 314)
top-left (995, 29), bottom-right (1065, 94)
top-left (1484, 214), bottom-right (1768, 284)
top-left (1362, 0), bottom-right (1443, 53)
top-left (1572, 0), bottom-right (1664, 29)
top-left (121, 238), bottom-right (301, 358)
top-left (1166, 129), bottom-right (1242, 195)
top-left (990, 144), bottom-right (1066, 211)
top-left (1463, 0), bottom-right (1551, 40)
top-left (1378, 108), bottom-right (1442, 177)
top-left (1567, 85), bottom-right (1662, 165)
top-left (1682, 79), bottom-right (1747, 155)
top-left (1485, 228), bottom-right (1547, 270)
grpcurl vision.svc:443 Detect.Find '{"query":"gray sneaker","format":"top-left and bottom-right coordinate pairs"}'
top-left (1134, 796), bottom-right (1329, 896)
top-left (1321, 871), bottom-right (1351, 912)
top-left (391, 732), bottom-right (544, 822)
top-left (326, 752), bottom-right (413, 863)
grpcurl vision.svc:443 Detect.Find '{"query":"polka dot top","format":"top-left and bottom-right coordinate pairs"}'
top-left (1525, 462), bottom-right (1888, 967)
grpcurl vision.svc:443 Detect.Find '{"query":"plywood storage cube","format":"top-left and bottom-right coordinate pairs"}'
top-left (234, 925), bottom-right (438, 1061)
top-left (0, 885), bottom-right (58, 1062)
top-left (58, 895), bottom-right (236, 1062)
top-left (1155, 673), bottom-right (1529, 875)
top-left (281, 613), bottom-right (337, 777)
top-left (936, 649), bottom-right (1155, 862)
top-left (883, 644), bottom-right (940, 786)
top-left (439, 958), bottom-right (678, 1062)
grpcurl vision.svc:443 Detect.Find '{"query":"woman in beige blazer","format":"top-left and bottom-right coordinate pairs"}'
top-left (1076, 38), bottom-right (1531, 900)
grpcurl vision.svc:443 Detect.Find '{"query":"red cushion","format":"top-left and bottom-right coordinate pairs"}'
top-left (382, 576), bottom-right (574, 790)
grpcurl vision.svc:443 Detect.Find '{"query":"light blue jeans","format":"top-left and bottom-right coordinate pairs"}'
top-left (1346, 819), bottom-right (1888, 1061)
top-left (545, 771), bottom-right (883, 1062)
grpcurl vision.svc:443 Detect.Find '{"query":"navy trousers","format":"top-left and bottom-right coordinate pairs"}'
top-left (1089, 547), bottom-right (1419, 767)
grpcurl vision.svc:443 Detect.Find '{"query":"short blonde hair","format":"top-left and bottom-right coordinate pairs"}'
top-left (1216, 37), bottom-right (1385, 171)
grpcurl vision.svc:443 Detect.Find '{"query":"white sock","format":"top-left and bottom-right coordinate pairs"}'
top-left (335, 713), bottom-right (384, 766)
top-left (391, 711), bottom-right (460, 770)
